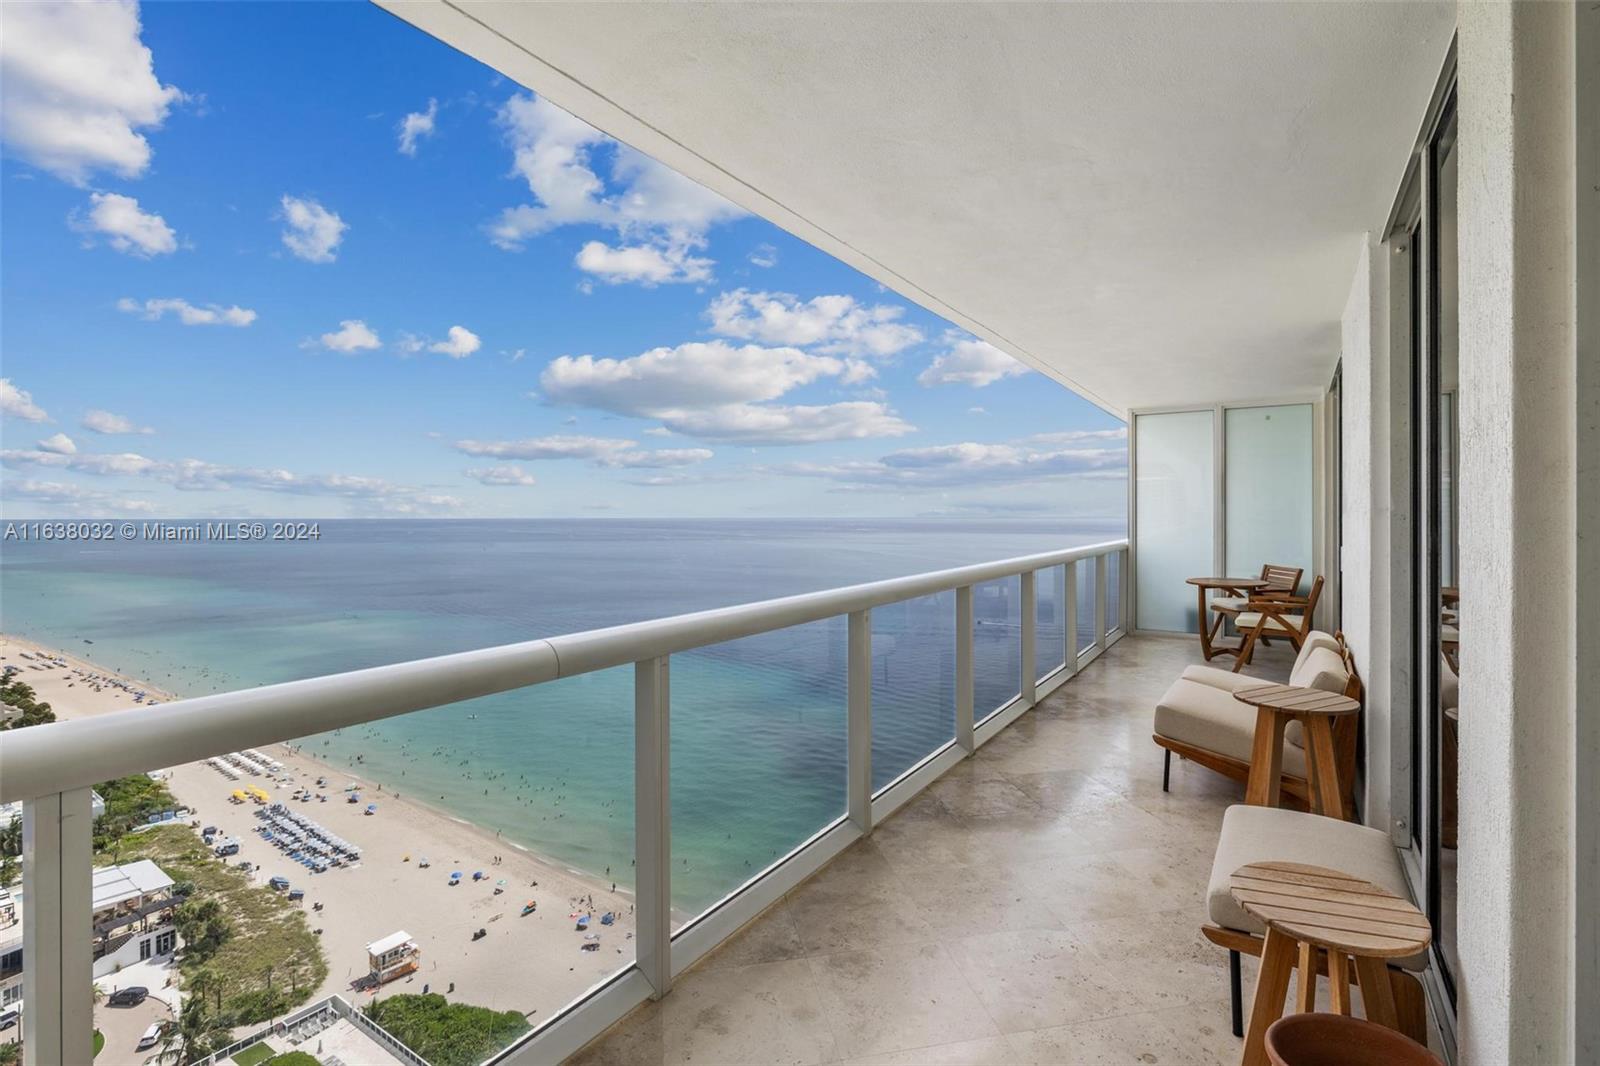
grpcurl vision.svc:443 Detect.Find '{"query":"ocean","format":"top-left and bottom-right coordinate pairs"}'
top-left (0, 518), bottom-right (1123, 916)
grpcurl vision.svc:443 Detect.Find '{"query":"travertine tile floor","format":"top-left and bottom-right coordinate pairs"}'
top-left (569, 635), bottom-right (1305, 1065)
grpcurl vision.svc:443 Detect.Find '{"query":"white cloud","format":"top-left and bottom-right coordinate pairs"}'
top-left (394, 332), bottom-right (426, 355)
top-left (455, 435), bottom-right (635, 462)
top-left (319, 319), bottom-right (380, 353)
top-left (1, 447), bottom-right (460, 515)
top-left (575, 239), bottom-right (713, 286)
top-left (452, 435), bottom-right (712, 469)
top-left (397, 98), bottom-right (437, 156)
top-left (661, 402), bottom-right (913, 445)
top-left (82, 409), bottom-right (154, 435)
top-left (487, 93), bottom-right (743, 259)
top-left (777, 436), bottom-right (1127, 490)
top-left (706, 289), bottom-right (923, 357)
top-left (71, 192), bottom-right (176, 256)
top-left (0, 379), bottom-right (49, 422)
top-left (540, 339), bottom-right (916, 444)
top-left (429, 326), bottom-right (481, 359)
top-left (117, 296), bottom-right (256, 326)
top-left (3, 478), bottom-right (155, 514)
top-left (0, 0), bottom-right (183, 184)
top-left (466, 465), bottom-right (537, 487)
top-left (541, 341), bottom-right (843, 415)
top-left (1023, 427), bottom-right (1128, 445)
top-left (917, 332), bottom-right (1030, 387)
top-left (36, 433), bottom-right (77, 455)
top-left (748, 244), bottom-right (778, 269)
top-left (279, 195), bottom-right (347, 263)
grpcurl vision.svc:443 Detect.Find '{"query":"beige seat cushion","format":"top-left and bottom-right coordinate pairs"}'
top-left (1207, 805), bottom-right (1426, 971)
top-left (1210, 596), bottom-right (1248, 613)
top-left (1180, 664), bottom-right (1266, 693)
top-left (1235, 611), bottom-right (1303, 634)
top-left (1154, 679), bottom-right (1307, 779)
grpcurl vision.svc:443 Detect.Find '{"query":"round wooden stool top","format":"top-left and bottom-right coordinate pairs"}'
top-left (1229, 861), bottom-right (1431, 959)
top-left (1232, 684), bottom-right (1360, 718)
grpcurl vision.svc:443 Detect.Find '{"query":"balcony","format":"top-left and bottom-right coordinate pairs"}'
top-left (567, 634), bottom-right (1295, 1065)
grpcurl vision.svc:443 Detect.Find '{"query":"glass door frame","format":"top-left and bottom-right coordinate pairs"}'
top-left (1127, 396), bottom-right (1330, 636)
top-left (1381, 38), bottom-right (1459, 1050)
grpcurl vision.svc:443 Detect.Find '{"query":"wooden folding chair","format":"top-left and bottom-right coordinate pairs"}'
top-left (1231, 575), bottom-right (1324, 671)
top-left (1206, 564), bottom-right (1302, 651)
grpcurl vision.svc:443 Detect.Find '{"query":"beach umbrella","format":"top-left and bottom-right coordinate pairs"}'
top-left (450, 871), bottom-right (462, 879)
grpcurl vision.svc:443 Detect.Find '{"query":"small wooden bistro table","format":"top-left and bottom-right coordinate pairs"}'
top-left (1232, 683), bottom-right (1360, 818)
top-left (1185, 577), bottom-right (1269, 661)
top-left (1230, 861), bottom-right (1432, 1066)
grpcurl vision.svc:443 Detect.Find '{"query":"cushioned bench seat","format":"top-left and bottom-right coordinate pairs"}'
top-left (1207, 804), bottom-right (1426, 971)
top-left (1155, 679), bottom-right (1310, 778)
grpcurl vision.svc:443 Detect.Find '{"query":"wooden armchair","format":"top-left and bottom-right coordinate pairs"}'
top-left (1206, 563), bottom-right (1303, 654)
top-left (1231, 575), bottom-right (1324, 671)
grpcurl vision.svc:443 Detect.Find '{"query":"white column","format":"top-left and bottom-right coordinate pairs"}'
top-left (955, 588), bottom-right (975, 753)
top-left (1457, 3), bottom-right (1584, 1060)
top-left (22, 788), bottom-right (93, 1066)
top-left (1019, 572), bottom-right (1036, 704)
top-left (847, 610), bottom-right (873, 828)
top-left (633, 657), bottom-right (670, 998)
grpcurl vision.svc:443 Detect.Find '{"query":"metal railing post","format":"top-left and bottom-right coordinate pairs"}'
top-left (1094, 552), bottom-right (1109, 650)
top-left (1020, 571), bottom-right (1037, 704)
top-left (1120, 546), bottom-right (1133, 633)
top-left (22, 788), bottom-right (93, 1066)
top-left (955, 588), bottom-right (975, 753)
top-left (847, 610), bottom-right (873, 830)
top-left (1064, 562), bottom-right (1079, 672)
top-left (634, 656), bottom-right (671, 998)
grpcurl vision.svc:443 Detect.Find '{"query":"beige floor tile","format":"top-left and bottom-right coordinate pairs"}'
top-left (951, 928), bottom-right (1134, 1033)
top-left (840, 1035), bottom-right (1020, 1066)
top-left (808, 940), bottom-right (1004, 1060)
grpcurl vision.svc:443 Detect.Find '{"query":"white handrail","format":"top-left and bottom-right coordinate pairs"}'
top-left (0, 538), bottom-right (1125, 804)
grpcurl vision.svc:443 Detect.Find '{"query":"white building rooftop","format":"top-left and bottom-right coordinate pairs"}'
top-left (91, 860), bottom-right (173, 912)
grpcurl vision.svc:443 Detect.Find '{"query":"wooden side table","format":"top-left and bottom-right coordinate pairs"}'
top-left (1186, 577), bottom-right (1268, 660)
top-left (1230, 862), bottom-right (1431, 1066)
top-left (1232, 683), bottom-right (1360, 818)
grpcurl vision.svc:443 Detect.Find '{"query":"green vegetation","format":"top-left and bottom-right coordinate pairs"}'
top-left (0, 1039), bottom-right (20, 1066)
top-left (93, 774), bottom-right (181, 851)
top-left (104, 825), bottom-right (327, 1026)
top-left (93, 1029), bottom-right (106, 1058)
top-left (261, 1053), bottom-right (320, 1066)
top-left (0, 666), bottom-right (56, 729)
top-left (158, 991), bottom-right (233, 1065)
top-left (229, 1042), bottom-right (275, 1066)
top-left (363, 994), bottom-right (530, 1066)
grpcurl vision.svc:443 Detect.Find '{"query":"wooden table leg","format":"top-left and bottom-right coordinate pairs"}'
top-left (1198, 584), bottom-right (1214, 659)
top-left (1241, 927), bottom-right (1297, 1066)
top-left (1353, 955), bottom-right (1400, 1030)
top-left (1304, 715), bottom-right (1345, 819)
top-left (1328, 950), bottom-right (1351, 1015)
top-left (1244, 708), bottom-right (1287, 807)
top-left (1295, 941), bottom-right (1316, 1013)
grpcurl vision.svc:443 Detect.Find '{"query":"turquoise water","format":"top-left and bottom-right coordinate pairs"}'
top-left (0, 519), bottom-right (1121, 914)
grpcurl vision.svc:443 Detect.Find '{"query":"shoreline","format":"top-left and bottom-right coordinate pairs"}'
top-left (0, 631), bottom-right (638, 1020)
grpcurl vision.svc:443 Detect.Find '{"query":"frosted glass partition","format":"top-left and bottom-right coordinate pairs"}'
top-left (1134, 410), bottom-right (1215, 632)
top-left (1224, 405), bottom-right (1313, 588)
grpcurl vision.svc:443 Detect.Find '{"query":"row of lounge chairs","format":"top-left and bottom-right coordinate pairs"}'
top-left (1151, 615), bottom-right (1428, 1044)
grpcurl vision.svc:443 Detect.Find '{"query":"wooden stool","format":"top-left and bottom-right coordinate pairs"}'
top-left (1230, 861), bottom-right (1432, 1066)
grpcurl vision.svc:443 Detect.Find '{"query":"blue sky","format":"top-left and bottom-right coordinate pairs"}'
top-left (0, 1), bottom-right (1126, 520)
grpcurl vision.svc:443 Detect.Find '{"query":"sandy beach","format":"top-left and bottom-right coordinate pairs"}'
top-left (0, 633), bottom-right (637, 1025)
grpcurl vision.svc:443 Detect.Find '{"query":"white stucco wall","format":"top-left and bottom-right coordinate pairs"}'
top-left (1338, 239), bottom-right (1388, 828)
top-left (1456, 3), bottom-right (1579, 1062)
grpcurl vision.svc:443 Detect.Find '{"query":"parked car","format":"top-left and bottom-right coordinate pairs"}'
top-left (268, 876), bottom-right (290, 891)
top-left (0, 1009), bottom-right (19, 1031)
top-left (107, 986), bottom-right (148, 1007)
top-left (136, 1022), bottom-right (166, 1051)
top-left (236, 860), bottom-right (254, 873)
top-left (214, 841), bottom-right (240, 857)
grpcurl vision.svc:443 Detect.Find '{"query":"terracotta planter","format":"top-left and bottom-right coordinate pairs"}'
top-left (1265, 1014), bottom-right (1443, 1066)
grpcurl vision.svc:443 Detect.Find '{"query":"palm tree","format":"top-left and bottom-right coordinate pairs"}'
top-left (156, 993), bottom-right (231, 1065)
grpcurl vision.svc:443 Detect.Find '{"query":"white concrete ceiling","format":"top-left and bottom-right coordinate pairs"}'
top-left (381, 1), bottom-right (1455, 415)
